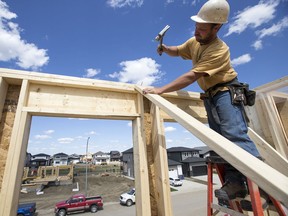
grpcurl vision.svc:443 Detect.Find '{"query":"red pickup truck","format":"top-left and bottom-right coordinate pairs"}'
top-left (54, 194), bottom-right (103, 216)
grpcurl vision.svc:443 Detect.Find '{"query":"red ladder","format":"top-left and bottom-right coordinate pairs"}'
top-left (206, 156), bottom-right (286, 216)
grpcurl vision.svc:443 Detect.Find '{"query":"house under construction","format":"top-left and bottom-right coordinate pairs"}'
top-left (0, 68), bottom-right (287, 216)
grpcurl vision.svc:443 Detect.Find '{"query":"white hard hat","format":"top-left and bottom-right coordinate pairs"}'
top-left (191, 0), bottom-right (230, 24)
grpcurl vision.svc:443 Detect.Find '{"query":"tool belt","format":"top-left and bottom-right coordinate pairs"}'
top-left (200, 77), bottom-right (256, 106)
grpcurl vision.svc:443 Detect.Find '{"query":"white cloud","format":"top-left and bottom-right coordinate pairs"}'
top-left (165, 126), bottom-right (176, 132)
top-left (106, 0), bottom-right (144, 8)
top-left (225, 0), bottom-right (279, 36)
top-left (231, 54), bottom-right (252, 67)
top-left (88, 131), bottom-right (97, 135)
top-left (127, 122), bottom-right (132, 127)
top-left (0, 1), bottom-right (49, 70)
top-left (251, 16), bottom-right (288, 50)
top-left (256, 16), bottom-right (288, 39)
top-left (58, 137), bottom-right (74, 143)
top-left (166, 0), bottom-right (198, 5)
top-left (34, 134), bottom-right (51, 140)
top-left (252, 40), bottom-right (263, 50)
top-left (109, 57), bottom-right (163, 86)
top-left (84, 68), bottom-right (101, 78)
top-left (44, 130), bottom-right (54, 134)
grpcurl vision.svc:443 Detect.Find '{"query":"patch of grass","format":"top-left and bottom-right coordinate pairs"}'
top-left (170, 187), bottom-right (178, 192)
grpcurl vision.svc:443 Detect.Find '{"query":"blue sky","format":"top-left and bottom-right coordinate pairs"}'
top-left (0, 0), bottom-right (287, 156)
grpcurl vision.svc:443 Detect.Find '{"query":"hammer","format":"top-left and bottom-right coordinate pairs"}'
top-left (155, 25), bottom-right (170, 56)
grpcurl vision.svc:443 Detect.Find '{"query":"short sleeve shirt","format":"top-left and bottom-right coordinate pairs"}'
top-left (177, 37), bottom-right (237, 91)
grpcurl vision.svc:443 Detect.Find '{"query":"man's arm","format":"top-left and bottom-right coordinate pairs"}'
top-left (143, 71), bottom-right (206, 95)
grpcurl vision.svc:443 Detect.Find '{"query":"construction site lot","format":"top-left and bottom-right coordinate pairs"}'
top-left (19, 168), bottom-right (134, 215)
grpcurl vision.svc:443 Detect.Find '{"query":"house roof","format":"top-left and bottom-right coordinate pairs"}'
top-left (110, 150), bottom-right (120, 155)
top-left (53, 152), bottom-right (68, 157)
top-left (182, 157), bottom-right (206, 163)
top-left (33, 153), bottom-right (50, 157)
top-left (69, 153), bottom-right (80, 158)
top-left (69, 155), bottom-right (80, 159)
top-left (93, 151), bottom-right (107, 156)
top-left (194, 146), bottom-right (212, 155)
top-left (167, 147), bottom-right (199, 153)
top-left (31, 158), bottom-right (48, 162)
top-left (168, 159), bottom-right (182, 166)
top-left (122, 147), bottom-right (133, 153)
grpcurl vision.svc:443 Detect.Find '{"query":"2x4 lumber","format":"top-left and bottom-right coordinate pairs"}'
top-left (254, 76), bottom-right (288, 93)
top-left (135, 86), bottom-right (288, 207)
top-left (22, 107), bottom-right (140, 120)
top-left (132, 93), bottom-right (151, 216)
top-left (150, 104), bottom-right (173, 216)
top-left (0, 77), bottom-right (8, 121)
top-left (0, 79), bottom-right (31, 216)
top-left (0, 68), bottom-right (135, 93)
top-left (258, 93), bottom-right (288, 158)
top-left (248, 127), bottom-right (288, 177)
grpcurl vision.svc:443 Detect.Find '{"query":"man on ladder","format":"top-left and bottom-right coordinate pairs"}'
top-left (143, 0), bottom-right (268, 211)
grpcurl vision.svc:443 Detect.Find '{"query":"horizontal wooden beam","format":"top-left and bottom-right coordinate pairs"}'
top-left (0, 68), bottom-right (135, 93)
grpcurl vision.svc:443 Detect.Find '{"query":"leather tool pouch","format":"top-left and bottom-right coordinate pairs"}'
top-left (228, 83), bottom-right (256, 106)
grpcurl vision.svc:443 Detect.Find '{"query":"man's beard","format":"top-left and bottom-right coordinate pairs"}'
top-left (195, 33), bottom-right (213, 45)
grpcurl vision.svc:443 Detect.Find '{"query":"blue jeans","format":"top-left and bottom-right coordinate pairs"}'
top-left (204, 90), bottom-right (260, 183)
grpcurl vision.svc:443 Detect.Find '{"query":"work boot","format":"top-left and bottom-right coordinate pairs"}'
top-left (215, 181), bottom-right (248, 207)
top-left (240, 189), bottom-right (269, 211)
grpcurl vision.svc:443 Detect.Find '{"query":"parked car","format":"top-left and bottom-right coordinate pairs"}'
top-left (119, 188), bottom-right (135, 207)
top-left (169, 177), bottom-right (183, 186)
top-left (54, 194), bottom-right (103, 216)
top-left (17, 202), bottom-right (36, 216)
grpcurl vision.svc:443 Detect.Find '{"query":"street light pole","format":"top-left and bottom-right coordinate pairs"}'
top-left (85, 137), bottom-right (90, 197)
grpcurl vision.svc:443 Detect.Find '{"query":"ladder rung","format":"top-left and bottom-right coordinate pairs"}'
top-left (211, 203), bottom-right (247, 216)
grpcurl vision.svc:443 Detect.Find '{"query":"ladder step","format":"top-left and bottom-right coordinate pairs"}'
top-left (211, 203), bottom-right (246, 216)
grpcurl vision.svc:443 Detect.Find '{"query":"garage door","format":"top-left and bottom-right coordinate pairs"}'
top-left (191, 165), bottom-right (207, 176)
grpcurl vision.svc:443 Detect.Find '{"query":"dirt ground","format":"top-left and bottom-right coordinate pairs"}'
top-left (19, 174), bottom-right (134, 215)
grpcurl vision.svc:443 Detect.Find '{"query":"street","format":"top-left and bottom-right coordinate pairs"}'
top-left (65, 175), bottom-right (222, 216)
top-left (68, 189), bottom-right (208, 216)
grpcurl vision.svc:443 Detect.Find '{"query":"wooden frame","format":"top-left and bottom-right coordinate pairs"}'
top-left (0, 68), bottom-right (287, 215)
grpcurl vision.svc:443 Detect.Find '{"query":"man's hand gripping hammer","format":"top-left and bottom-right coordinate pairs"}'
top-left (155, 25), bottom-right (170, 56)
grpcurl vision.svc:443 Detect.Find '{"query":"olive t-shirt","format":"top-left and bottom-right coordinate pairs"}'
top-left (177, 37), bottom-right (237, 92)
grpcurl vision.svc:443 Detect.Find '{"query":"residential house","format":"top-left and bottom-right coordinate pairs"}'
top-left (122, 148), bottom-right (185, 179)
top-left (110, 150), bottom-right (121, 165)
top-left (167, 147), bottom-right (200, 162)
top-left (53, 152), bottom-right (68, 166)
top-left (30, 153), bottom-right (51, 168)
top-left (68, 154), bottom-right (81, 164)
top-left (182, 157), bottom-right (207, 177)
top-left (167, 147), bottom-right (207, 177)
top-left (93, 151), bottom-right (110, 165)
top-left (168, 159), bottom-right (183, 179)
top-left (122, 148), bottom-right (134, 178)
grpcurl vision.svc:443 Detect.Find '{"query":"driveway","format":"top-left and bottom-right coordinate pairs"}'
top-left (170, 174), bottom-right (222, 195)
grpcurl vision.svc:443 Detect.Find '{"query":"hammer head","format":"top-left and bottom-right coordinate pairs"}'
top-left (155, 25), bottom-right (170, 41)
